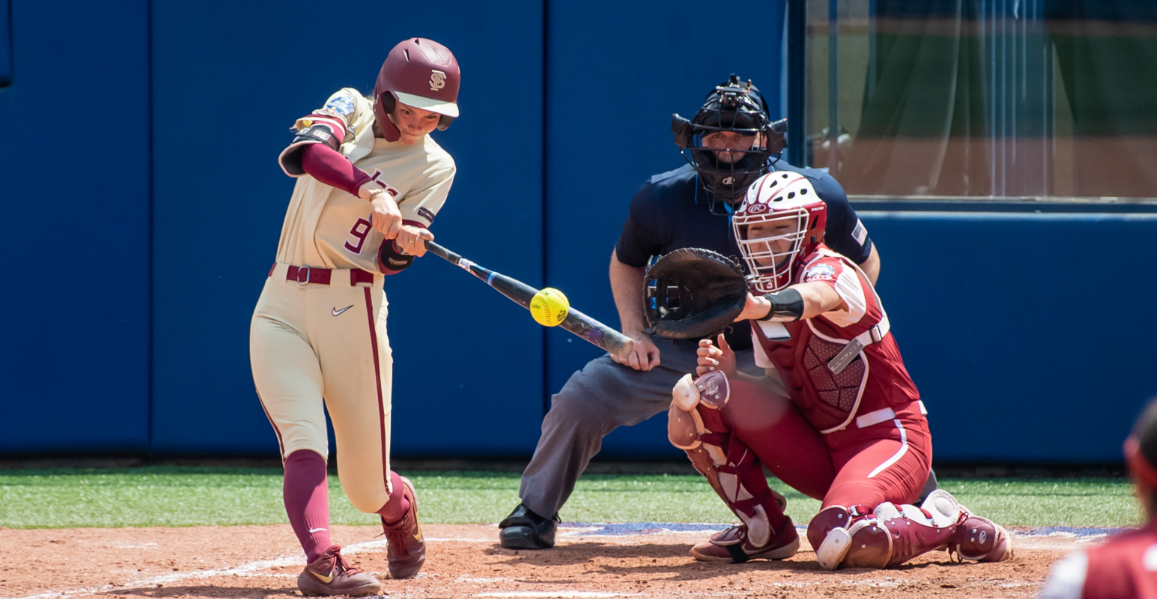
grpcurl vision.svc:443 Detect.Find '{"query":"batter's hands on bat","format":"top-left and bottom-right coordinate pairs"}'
top-left (697, 335), bottom-right (737, 378)
top-left (610, 330), bottom-right (661, 371)
top-left (394, 225), bottom-right (433, 257)
top-left (370, 193), bottom-right (404, 239)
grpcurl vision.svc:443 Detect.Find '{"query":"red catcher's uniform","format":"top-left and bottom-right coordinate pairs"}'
top-left (746, 244), bottom-right (931, 509)
top-left (1040, 522), bottom-right (1157, 599)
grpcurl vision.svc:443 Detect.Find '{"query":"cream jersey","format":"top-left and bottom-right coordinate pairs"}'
top-left (275, 88), bottom-right (456, 273)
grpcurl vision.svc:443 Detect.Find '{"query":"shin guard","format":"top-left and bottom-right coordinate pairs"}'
top-left (811, 490), bottom-right (963, 570)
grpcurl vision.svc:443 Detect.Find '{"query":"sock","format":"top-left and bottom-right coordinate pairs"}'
top-left (377, 470), bottom-right (412, 525)
top-left (284, 450), bottom-right (333, 562)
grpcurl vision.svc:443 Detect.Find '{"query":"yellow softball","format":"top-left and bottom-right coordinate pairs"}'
top-left (530, 288), bottom-right (570, 327)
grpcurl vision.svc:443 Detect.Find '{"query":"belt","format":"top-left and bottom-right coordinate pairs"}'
top-left (268, 263), bottom-right (375, 286)
top-left (855, 401), bottom-right (929, 429)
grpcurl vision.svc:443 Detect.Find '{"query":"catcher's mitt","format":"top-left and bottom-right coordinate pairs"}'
top-left (644, 248), bottom-right (748, 339)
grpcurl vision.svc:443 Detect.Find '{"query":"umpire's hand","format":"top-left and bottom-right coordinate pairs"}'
top-left (611, 330), bottom-right (661, 371)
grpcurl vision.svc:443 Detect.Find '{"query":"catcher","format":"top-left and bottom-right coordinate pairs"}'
top-left (655, 171), bottom-right (1013, 569)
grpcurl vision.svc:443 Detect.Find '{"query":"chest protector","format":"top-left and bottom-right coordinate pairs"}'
top-left (756, 256), bottom-right (893, 434)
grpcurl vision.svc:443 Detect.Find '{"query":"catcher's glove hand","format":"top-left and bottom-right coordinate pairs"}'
top-left (644, 248), bottom-right (748, 339)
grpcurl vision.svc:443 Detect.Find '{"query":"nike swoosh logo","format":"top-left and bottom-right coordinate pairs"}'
top-left (332, 305), bottom-right (353, 316)
top-left (309, 568), bottom-right (334, 584)
top-left (308, 527), bottom-right (327, 533)
top-left (413, 525), bottom-right (423, 542)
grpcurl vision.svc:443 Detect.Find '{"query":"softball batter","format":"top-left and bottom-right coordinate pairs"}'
top-left (250, 38), bottom-right (459, 596)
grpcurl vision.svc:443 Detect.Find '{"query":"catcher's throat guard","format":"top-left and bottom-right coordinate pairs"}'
top-left (644, 248), bottom-right (748, 339)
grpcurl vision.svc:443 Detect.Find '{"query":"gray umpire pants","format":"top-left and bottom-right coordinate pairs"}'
top-left (518, 337), bottom-right (771, 519)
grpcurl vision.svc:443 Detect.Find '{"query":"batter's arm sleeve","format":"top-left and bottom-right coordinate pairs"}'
top-left (813, 173), bottom-right (873, 265)
top-left (299, 144), bottom-right (373, 196)
top-left (397, 157), bottom-right (455, 228)
top-left (278, 89), bottom-right (359, 177)
top-left (614, 182), bottom-right (668, 268)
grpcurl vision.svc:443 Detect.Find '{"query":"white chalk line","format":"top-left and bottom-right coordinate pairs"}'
top-left (3, 536), bottom-right (482, 599)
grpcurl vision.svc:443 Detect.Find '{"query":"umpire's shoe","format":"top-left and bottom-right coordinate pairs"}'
top-left (382, 476), bottom-right (426, 579)
top-left (298, 545), bottom-right (382, 597)
top-left (499, 503), bottom-right (560, 549)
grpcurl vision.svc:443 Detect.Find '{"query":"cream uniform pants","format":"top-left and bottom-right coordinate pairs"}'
top-left (250, 263), bottom-right (394, 513)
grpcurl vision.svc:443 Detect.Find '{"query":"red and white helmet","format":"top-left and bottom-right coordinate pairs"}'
top-left (374, 38), bottom-right (460, 139)
top-left (732, 171), bottom-right (827, 293)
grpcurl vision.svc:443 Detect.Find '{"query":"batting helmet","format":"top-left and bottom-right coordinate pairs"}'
top-left (671, 75), bottom-right (784, 210)
top-left (374, 38), bottom-right (460, 140)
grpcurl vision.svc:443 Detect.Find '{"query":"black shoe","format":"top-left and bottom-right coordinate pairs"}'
top-left (498, 503), bottom-right (559, 549)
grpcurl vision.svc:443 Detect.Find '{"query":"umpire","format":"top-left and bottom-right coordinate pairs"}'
top-left (499, 76), bottom-right (883, 549)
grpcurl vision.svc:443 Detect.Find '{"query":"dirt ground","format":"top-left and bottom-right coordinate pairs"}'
top-left (2, 522), bottom-right (1090, 599)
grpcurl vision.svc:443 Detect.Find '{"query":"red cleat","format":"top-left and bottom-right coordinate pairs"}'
top-left (382, 475), bottom-right (426, 579)
top-left (297, 545), bottom-right (381, 597)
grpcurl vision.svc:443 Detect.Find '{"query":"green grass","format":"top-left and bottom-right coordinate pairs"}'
top-left (0, 467), bottom-right (1141, 530)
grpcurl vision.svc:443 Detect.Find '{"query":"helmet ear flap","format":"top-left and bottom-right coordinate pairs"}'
top-left (379, 91), bottom-right (396, 115)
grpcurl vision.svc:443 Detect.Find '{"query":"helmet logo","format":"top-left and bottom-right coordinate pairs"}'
top-left (747, 203), bottom-right (768, 214)
top-left (430, 70), bottom-right (447, 92)
top-left (722, 176), bottom-right (735, 185)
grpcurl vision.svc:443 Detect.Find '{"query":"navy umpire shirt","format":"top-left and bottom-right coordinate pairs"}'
top-left (614, 161), bottom-right (873, 349)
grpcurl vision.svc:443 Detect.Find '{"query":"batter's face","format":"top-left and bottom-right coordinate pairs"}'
top-left (745, 218), bottom-right (801, 267)
top-left (393, 102), bottom-right (441, 145)
top-left (701, 131), bottom-right (764, 163)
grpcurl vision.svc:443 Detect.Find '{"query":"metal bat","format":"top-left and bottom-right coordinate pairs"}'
top-left (424, 241), bottom-right (635, 361)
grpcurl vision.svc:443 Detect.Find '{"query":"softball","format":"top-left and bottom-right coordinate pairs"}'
top-left (530, 288), bottom-right (570, 327)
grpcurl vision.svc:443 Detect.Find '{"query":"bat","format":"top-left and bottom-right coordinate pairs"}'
top-left (423, 241), bottom-right (635, 361)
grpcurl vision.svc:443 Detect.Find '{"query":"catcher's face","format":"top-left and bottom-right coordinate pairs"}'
top-left (393, 102), bottom-right (441, 145)
top-left (745, 218), bottom-right (802, 267)
top-left (701, 131), bottom-right (765, 164)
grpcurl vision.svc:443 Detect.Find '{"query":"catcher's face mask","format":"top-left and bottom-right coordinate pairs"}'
top-left (671, 75), bottom-right (784, 211)
top-left (733, 172), bottom-right (827, 293)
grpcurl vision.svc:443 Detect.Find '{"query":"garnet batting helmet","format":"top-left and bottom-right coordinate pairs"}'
top-left (374, 38), bottom-right (460, 140)
top-left (1125, 396), bottom-right (1157, 498)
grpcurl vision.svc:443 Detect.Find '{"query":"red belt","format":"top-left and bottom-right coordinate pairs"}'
top-left (269, 264), bottom-right (375, 286)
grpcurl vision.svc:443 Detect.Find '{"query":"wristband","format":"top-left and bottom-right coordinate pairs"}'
top-left (759, 288), bottom-right (804, 322)
top-left (380, 240), bottom-right (415, 273)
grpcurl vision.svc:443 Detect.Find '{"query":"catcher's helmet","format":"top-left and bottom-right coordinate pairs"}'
top-left (374, 38), bottom-right (460, 140)
top-left (671, 75), bottom-right (785, 209)
top-left (733, 171), bottom-right (827, 293)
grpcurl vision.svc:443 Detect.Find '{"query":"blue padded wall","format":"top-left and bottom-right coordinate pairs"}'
top-left (859, 212), bottom-right (1157, 462)
top-left (2, 0), bottom-right (1153, 467)
top-left (543, 0), bottom-right (786, 457)
top-left (149, 2), bottom-right (545, 455)
top-left (0, 0), bottom-right (10, 86)
top-left (0, 2), bottom-right (150, 452)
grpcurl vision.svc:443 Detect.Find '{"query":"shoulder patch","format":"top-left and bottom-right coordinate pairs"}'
top-left (324, 93), bottom-right (356, 116)
top-left (805, 263), bottom-right (837, 282)
top-left (852, 219), bottom-right (868, 247)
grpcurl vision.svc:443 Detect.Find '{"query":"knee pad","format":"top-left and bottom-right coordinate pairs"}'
top-left (671, 371), bottom-right (730, 411)
top-left (810, 506), bottom-right (857, 570)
